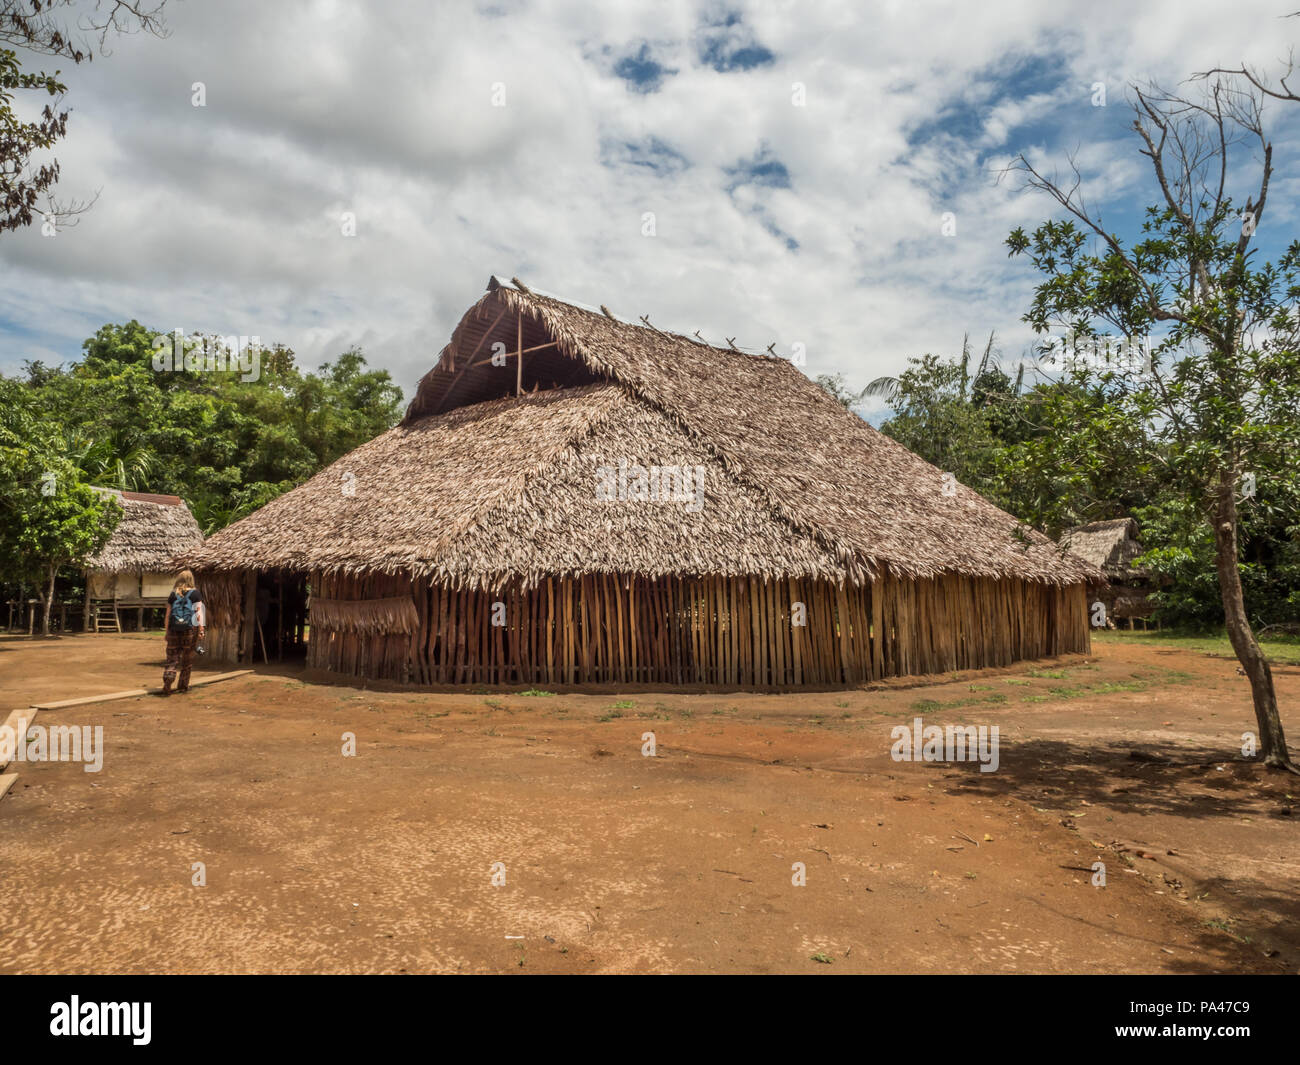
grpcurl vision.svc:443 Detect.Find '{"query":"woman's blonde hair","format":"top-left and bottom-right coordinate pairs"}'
top-left (173, 569), bottom-right (196, 594)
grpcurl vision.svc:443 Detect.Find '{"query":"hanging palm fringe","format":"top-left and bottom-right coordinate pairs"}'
top-left (309, 595), bottom-right (419, 635)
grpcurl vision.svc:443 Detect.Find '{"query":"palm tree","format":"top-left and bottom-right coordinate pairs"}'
top-left (863, 332), bottom-right (998, 409)
top-left (64, 429), bottom-right (158, 490)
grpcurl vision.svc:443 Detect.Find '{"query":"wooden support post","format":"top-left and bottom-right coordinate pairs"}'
top-left (516, 312), bottom-right (523, 395)
top-left (240, 570), bottom-right (257, 662)
top-left (276, 573), bottom-right (284, 661)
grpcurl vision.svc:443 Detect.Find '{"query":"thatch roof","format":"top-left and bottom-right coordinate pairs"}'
top-left (189, 278), bottom-right (1099, 589)
top-left (1059, 518), bottom-right (1146, 580)
top-left (85, 489), bottom-right (204, 574)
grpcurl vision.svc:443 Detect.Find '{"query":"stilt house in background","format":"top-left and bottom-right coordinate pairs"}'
top-left (84, 489), bottom-right (205, 631)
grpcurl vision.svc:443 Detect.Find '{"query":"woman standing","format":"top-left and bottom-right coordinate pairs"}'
top-left (163, 569), bottom-right (206, 696)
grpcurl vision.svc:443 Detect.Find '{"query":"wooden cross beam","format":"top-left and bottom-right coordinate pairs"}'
top-left (449, 308), bottom-right (507, 372)
top-left (466, 341), bottom-right (557, 368)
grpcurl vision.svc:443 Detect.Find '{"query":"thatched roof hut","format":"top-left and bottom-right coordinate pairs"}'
top-left (188, 277), bottom-right (1098, 687)
top-left (84, 490), bottom-right (204, 630)
top-left (1059, 517), bottom-right (1155, 622)
top-left (1059, 518), bottom-right (1145, 580)
top-left (86, 489), bottom-right (204, 576)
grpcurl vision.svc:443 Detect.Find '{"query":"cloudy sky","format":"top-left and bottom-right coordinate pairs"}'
top-left (1, 0), bottom-right (1297, 416)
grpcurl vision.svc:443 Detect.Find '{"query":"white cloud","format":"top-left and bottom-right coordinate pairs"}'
top-left (1, 0), bottom-right (1297, 403)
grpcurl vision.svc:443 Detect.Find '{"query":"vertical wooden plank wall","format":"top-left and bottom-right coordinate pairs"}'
top-left (281, 571), bottom-right (1089, 688)
top-left (193, 569), bottom-right (244, 662)
top-left (200, 565), bottom-right (1091, 687)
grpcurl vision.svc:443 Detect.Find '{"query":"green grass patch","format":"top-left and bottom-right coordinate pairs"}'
top-left (1094, 628), bottom-right (1300, 666)
top-left (1091, 680), bottom-right (1149, 694)
top-left (910, 693), bottom-right (1007, 713)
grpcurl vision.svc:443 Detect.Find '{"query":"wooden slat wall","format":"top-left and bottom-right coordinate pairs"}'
top-left (305, 571), bottom-right (415, 681)
top-left (204, 571), bottom-right (1087, 687)
top-left (193, 569), bottom-right (243, 663)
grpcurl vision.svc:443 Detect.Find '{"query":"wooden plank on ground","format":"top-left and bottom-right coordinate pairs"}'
top-left (31, 670), bottom-right (254, 711)
top-left (187, 670), bottom-right (253, 688)
top-left (32, 689), bottom-right (148, 711)
top-left (0, 774), bottom-right (17, 803)
top-left (3, 707), bottom-right (35, 736)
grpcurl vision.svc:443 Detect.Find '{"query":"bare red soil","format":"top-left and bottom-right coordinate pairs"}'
top-left (1, 632), bottom-right (1296, 973)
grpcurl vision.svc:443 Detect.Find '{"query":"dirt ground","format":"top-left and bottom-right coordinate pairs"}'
top-left (1, 631), bottom-right (1297, 974)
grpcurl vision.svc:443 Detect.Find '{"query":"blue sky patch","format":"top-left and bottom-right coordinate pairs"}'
top-left (697, 10), bottom-right (775, 72)
top-left (725, 146), bottom-right (791, 191)
top-left (613, 42), bottom-right (676, 93)
top-left (601, 136), bottom-right (691, 175)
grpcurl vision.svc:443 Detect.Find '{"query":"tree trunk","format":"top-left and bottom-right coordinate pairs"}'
top-left (42, 562), bottom-right (56, 637)
top-left (1213, 472), bottom-right (1295, 771)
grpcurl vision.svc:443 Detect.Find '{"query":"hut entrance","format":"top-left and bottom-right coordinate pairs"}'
top-left (192, 568), bottom-right (309, 666)
top-left (250, 570), bottom-right (309, 665)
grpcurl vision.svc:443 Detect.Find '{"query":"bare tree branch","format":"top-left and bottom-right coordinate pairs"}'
top-left (0, 0), bottom-right (170, 63)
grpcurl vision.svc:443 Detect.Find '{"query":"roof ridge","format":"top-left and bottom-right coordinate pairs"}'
top-left (499, 280), bottom-right (786, 362)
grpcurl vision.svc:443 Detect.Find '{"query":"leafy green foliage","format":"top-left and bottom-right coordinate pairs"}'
top-left (1, 0), bottom-right (169, 235)
top-left (857, 339), bottom-right (1298, 630)
top-left (7, 321), bottom-right (405, 535)
top-left (0, 386), bottom-right (120, 631)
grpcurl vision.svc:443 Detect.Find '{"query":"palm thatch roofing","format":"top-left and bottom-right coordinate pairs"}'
top-left (85, 489), bottom-right (205, 574)
top-left (1059, 518), bottom-right (1147, 581)
top-left (188, 277), bottom-right (1099, 589)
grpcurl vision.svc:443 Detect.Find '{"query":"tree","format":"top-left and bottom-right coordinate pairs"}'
top-left (1, 323), bottom-right (404, 631)
top-left (0, 0), bottom-right (168, 233)
top-left (1006, 74), bottom-right (1300, 772)
top-left (814, 372), bottom-right (868, 411)
top-left (0, 381), bottom-right (118, 634)
top-left (863, 332), bottom-right (999, 409)
top-left (5, 321), bottom-right (405, 534)
top-left (874, 352), bottom-right (1006, 495)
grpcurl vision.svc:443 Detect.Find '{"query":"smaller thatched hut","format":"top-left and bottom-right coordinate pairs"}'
top-left (83, 489), bottom-right (204, 631)
top-left (1059, 517), bottom-right (1157, 628)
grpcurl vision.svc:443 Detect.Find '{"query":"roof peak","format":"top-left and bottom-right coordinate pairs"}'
top-left (92, 486), bottom-right (186, 507)
top-left (484, 275), bottom-right (782, 361)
